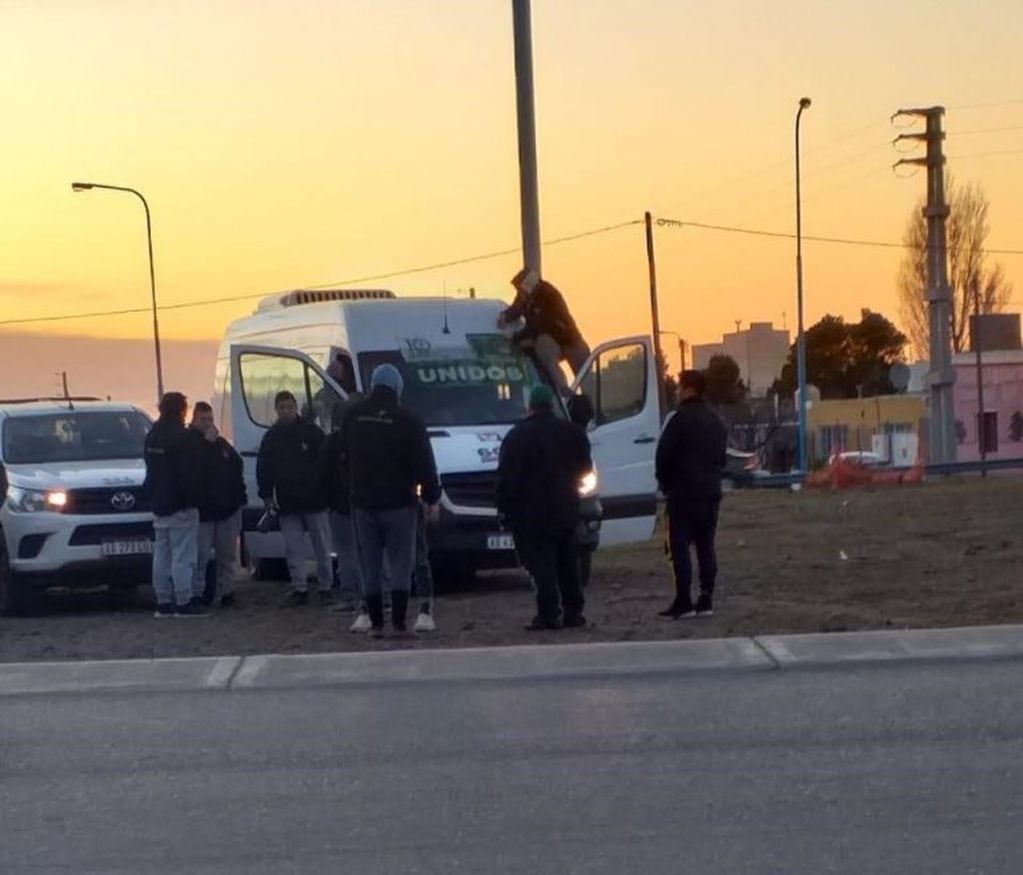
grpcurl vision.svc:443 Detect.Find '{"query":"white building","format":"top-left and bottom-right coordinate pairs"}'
top-left (692, 321), bottom-right (790, 397)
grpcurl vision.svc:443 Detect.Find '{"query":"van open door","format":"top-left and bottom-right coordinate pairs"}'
top-left (570, 336), bottom-right (660, 546)
top-left (226, 345), bottom-right (347, 571)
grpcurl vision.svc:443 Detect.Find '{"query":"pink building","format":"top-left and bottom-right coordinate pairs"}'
top-left (952, 350), bottom-right (1023, 461)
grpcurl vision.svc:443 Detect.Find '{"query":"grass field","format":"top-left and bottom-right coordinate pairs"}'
top-left (1, 476), bottom-right (1021, 662)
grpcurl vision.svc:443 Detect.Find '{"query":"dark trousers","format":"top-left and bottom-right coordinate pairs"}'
top-left (515, 527), bottom-right (584, 623)
top-left (665, 498), bottom-right (720, 604)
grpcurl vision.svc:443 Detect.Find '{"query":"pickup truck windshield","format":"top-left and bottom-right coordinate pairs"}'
top-left (358, 334), bottom-right (558, 427)
top-left (2, 411), bottom-right (152, 464)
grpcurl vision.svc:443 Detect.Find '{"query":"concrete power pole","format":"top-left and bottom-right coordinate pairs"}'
top-left (512, 0), bottom-right (542, 276)
top-left (893, 106), bottom-right (957, 465)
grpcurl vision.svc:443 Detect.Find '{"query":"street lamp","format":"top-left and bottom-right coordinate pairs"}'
top-left (659, 331), bottom-right (687, 371)
top-left (795, 97), bottom-right (812, 474)
top-left (71, 181), bottom-right (164, 404)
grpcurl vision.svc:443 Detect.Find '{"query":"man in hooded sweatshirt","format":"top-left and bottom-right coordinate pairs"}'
top-left (342, 364), bottom-right (441, 637)
top-left (144, 392), bottom-right (208, 618)
top-left (256, 390), bottom-right (334, 607)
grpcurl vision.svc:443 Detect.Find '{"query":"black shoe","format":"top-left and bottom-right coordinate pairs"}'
top-left (284, 591), bottom-right (309, 607)
top-left (318, 590), bottom-right (335, 607)
top-left (219, 594), bottom-right (236, 608)
top-left (391, 590), bottom-right (410, 632)
top-left (154, 603), bottom-right (175, 619)
top-left (526, 615), bottom-right (563, 631)
top-left (695, 593), bottom-right (714, 617)
top-left (563, 613), bottom-right (587, 628)
top-left (175, 599), bottom-right (212, 618)
top-left (658, 600), bottom-right (696, 619)
top-left (366, 595), bottom-right (386, 633)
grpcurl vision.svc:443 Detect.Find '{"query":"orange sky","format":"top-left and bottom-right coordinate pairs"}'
top-left (2, 0), bottom-right (1022, 390)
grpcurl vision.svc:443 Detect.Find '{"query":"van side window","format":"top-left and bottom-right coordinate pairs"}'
top-left (580, 343), bottom-right (647, 426)
top-left (238, 353), bottom-right (309, 428)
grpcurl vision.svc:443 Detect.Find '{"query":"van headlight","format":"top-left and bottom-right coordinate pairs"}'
top-left (7, 487), bottom-right (68, 514)
top-left (579, 469), bottom-right (598, 497)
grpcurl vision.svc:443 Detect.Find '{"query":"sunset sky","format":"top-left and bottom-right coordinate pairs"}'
top-left (2, 0), bottom-right (1022, 406)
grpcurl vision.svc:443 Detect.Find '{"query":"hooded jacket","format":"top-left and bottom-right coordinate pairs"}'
top-left (342, 386), bottom-right (441, 511)
top-left (496, 407), bottom-right (592, 534)
top-left (256, 417), bottom-right (326, 515)
top-left (655, 397), bottom-right (728, 504)
top-left (192, 428), bottom-right (247, 523)
top-left (144, 418), bottom-right (203, 518)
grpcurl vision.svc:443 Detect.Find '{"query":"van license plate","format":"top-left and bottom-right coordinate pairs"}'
top-left (487, 534), bottom-right (515, 551)
top-left (102, 540), bottom-right (153, 557)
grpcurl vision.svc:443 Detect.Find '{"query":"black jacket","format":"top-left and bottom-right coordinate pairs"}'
top-left (503, 281), bottom-right (585, 350)
top-left (256, 418), bottom-right (326, 515)
top-left (496, 408), bottom-right (592, 534)
top-left (320, 430), bottom-right (351, 515)
top-left (342, 386), bottom-right (441, 511)
top-left (655, 398), bottom-right (728, 503)
top-left (144, 418), bottom-right (203, 518)
top-left (192, 429), bottom-right (247, 523)
top-left (0, 462), bottom-right (7, 504)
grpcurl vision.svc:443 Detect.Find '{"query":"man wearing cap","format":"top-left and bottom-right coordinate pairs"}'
top-left (496, 384), bottom-right (593, 630)
top-left (655, 369), bottom-right (728, 619)
top-left (342, 364), bottom-right (441, 637)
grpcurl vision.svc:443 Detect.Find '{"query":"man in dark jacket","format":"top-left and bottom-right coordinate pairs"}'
top-left (655, 370), bottom-right (728, 619)
top-left (190, 402), bottom-right (247, 607)
top-left (256, 390), bottom-right (333, 607)
top-left (320, 398), bottom-right (364, 620)
top-left (496, 384), bottom-right (593, 630)
top-left (343, 364), bottom-right (441, 636)
top-left (144, 392), bottom-right (208, 618)
top-left (498, 271), bottom-right (590, 396)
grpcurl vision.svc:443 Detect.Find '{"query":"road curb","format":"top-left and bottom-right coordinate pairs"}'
top-left (2, 625), bottom-right (1022, 696)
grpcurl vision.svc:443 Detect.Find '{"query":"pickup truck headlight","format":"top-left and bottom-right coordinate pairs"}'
top-left (7, 486), bottom-right (68, 514)
top-left (579, 469), bottom-right (598, 497)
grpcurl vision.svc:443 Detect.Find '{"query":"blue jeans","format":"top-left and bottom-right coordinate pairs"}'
top-left (279, 512), bottom-right (334, 594)
top-left (353, 506), bottom-right (417, 598)
top-left (152, 508), bottom-right (200, 608)
top-left (329, 511), bottom-right (362, 604)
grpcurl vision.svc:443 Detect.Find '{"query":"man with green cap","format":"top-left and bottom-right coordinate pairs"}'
top-left (496, 383), bottom-right (593, 630)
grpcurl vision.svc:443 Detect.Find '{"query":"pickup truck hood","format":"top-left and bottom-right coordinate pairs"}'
top-left (6, 459), bottom-right (146, 491)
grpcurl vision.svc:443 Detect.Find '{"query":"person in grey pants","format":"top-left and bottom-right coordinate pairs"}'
top-left (144, 392), bottom-right (209, 618)
top-left (343, 365), bottom-right (441, 637)
top-left (190, 402), bottom-right (247, 607)
top-left (256, 391), bottom-right (335, 607)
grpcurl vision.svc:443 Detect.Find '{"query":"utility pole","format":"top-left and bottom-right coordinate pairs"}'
top-left (973, 297), bottom-right (987, 476)
top-left (893, 106), bottom-right (957, 465)
top-left (645, 211), bottom-right (666, 416)
top-left (511, 0), bottom-right (542, 276)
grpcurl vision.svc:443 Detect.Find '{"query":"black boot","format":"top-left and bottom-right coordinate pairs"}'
top-left (366, 595), bottom-right (385, 636)
top-left (391, 590), bottom-right (409, 633)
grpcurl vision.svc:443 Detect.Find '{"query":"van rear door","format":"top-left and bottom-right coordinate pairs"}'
top-left (571, 336), bottom-right (660, 546)
top-left (228, 345), bottom-right (346, 560)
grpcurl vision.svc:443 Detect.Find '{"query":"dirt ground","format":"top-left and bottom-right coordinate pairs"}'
top-left (1, 476), bottom-right (1021, 663)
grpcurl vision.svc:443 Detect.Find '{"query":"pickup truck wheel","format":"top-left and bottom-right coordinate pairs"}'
top-left (0, 536), bottom-right (36, 616)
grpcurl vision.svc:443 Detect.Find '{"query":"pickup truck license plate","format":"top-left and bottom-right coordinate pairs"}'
top-left (487, 534), bottom-right (515, 551)
top-left (102, 540), bottom-right (153, 557)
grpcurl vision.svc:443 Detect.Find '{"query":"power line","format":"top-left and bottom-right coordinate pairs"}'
top-left (946, 98), bottom-right (1023, 111)
top-left (654, 217), bottom-right (1023, 256)
top-left (949, 146), bottom-right (1023, 160)
top-left (950, 124), bottom-right (1023, 136)
top-left (0, 219), bottom-right (643, 327)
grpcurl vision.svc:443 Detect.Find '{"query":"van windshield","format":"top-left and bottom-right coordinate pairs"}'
top-left (358, 335), bottom-right (554, 427)
top-left (2, 411), bottom-right (152, 465)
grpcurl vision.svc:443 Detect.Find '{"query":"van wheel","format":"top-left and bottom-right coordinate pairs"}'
top-left (0, 538), bottom-right (35, 616)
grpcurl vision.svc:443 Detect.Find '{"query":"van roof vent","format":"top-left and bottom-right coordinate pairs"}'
top-left (257, 288), bottom-right (396, 312)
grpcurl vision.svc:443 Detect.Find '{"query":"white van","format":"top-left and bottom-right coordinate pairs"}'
top-left (212, 289), bottom-right (660, 580)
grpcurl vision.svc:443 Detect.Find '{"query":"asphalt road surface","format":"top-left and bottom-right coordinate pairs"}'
top-left (3, 659), bottom-right (1021, 874)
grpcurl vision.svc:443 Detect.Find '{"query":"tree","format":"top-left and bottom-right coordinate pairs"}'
top-left (704, 354), bottom-right (745, 406)
top-left (897, 177), bottom-right (1013, 356)
top-left (656, 350), bottom-right (678, 409)
top-left (773, 310), bottom-right (907, 399)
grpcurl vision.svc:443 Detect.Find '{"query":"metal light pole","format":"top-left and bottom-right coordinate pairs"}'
top-left (660, 331), bottom-right (686, 372)
top-left (72, 182), bottom-right (164, 404)
top-left (795, 97), bottom-right (812, 473)
top-left (511, 0), bottom-right (542, 276)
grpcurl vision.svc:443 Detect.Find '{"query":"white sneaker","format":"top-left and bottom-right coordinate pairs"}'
top-left (350, 612), bottom-right (372, 633)
top-left (414, 611), bottom-right (436, 633)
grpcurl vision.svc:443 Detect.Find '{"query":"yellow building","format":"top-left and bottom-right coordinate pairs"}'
top-left (808, 395), bottom-right (927, 463)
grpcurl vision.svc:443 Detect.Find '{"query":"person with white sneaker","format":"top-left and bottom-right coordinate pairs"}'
top-left (411, 502), bottom-right (436, 632)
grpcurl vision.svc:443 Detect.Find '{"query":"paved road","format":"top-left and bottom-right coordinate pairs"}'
top-left (2, 658), bottom-right (1021, 874)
